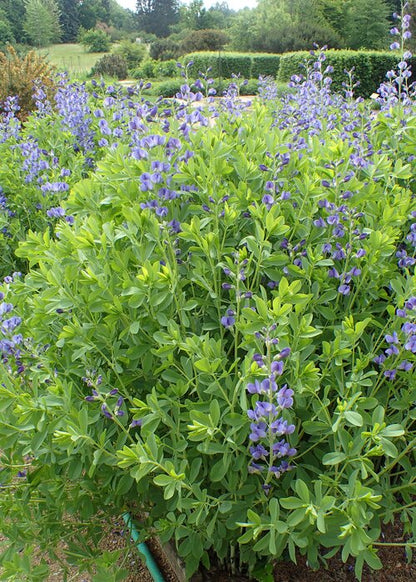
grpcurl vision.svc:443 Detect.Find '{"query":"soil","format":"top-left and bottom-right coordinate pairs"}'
top-left (272, 520), bottom-right (416, 582)
top-left (1, 517), bottom-right (414, 581)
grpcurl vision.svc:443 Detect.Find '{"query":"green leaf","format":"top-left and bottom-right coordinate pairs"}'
top-left (269, 497), bottom-right (279, 522)
top-left (194, 358), bottom-right (212, 373)
top-left (362, 548), bottom-right (383, 570)
top-left (218, 501), bottom-right (232, 514)
top-left (380, 424), bottom-right (404, 438)
top-left (210, 458), bottom-right (228, 482)
top-left (129, 321), bottom-right (140, 334)
top-left (379, 437), bottom-right (398, 458)
top-left (209, 399), bottom-right (221, 426)
top-left (295, 479), bottom-right (310, 503)
top-left (286, 508), bottom-right (307, 527)
top-left (344, 411), bottom-right (363, 427)
top-left (322, 452), bottom-right (347, 465)
top-left (153, 474), bottom-right (172, 487)
top-left (279, 497), bottom-right (305, 510)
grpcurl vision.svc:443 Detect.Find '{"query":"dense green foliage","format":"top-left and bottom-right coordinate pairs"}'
top-left (181, 28), bottom-right (229, 53)
top-left (0, 17), bottom-right (14, 48)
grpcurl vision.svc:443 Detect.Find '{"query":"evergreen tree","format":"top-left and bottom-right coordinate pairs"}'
top-left (344, 0), bottom-right (390, 49)
top-left (136, 0), bottom-right (179, 37)
top-left (24, 0), bottom-right (62, 46)
top-left (0, 0), bottom-right (27, 42)
top-left (78, 0), bottom-right (111, 29)
top-left (58, 0), bottom-right (80, 42)
top-left (0, 18), bottom-right (15, 47)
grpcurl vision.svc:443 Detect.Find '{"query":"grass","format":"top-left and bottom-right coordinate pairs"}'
top-left (36, 43), bottom-right (110, 75)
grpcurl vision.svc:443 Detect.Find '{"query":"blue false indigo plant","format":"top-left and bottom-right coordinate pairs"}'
top-left (1, 20), bottom-right (416, 582)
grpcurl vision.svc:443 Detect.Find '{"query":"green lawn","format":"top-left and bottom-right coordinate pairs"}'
top-left (36, 43), bottom-right (110, 75)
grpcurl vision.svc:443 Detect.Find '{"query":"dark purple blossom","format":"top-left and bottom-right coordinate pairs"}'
top-left (221, 309), bottom-right (235, 328)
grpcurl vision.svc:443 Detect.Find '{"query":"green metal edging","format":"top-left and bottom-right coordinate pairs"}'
top-left (122, 512), bottom-right (165, 582)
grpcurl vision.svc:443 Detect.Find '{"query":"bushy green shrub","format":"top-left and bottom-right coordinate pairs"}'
top-left (153, 78), bottom-right (184, 97)
top-left (150, 38), bottom-right (183, 61)
top-left (154, 59), bottom-right (179, 79)
top-left (113, 39), bottom-right (148, 70)
top-left (79, 28), bottom-right (111, 53)
top-left (90, 54), bottom-right (128, 80)
top-left (1, 54), bottom-right (416, 582)
top-left (218, 54), bottom-right (252, 79)
top-left (366, 51), bottom-right (404, 91)
top-left (131, 58), bottom-right (157, 79)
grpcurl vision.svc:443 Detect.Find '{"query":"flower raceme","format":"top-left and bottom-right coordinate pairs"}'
top-left (246, 338), bottom-right (296, 489)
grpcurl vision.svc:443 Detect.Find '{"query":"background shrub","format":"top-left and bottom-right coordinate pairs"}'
top-left (149, 38), bottom-right (183, 61)
top-left (79, 28), bottom-right (111, 53)
top-left (90, 54), bottom-right (127, 80)
top-left (112, 39), bottom-right (147, 70)
top-left (218, 53), bottom-right (252, 78)
top-left (153, 78), bottom-right (184, 97)
top-left (154, 59), bottom-right (179, 79)
top-left (131, 59), bottom-right (157, 79)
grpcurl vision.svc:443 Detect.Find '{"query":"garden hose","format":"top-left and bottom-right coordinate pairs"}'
top-left (122, 512), bottom-right (166, 582)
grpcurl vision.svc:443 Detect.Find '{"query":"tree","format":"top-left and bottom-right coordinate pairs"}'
top-left (318, 0), bottom-right (346, 37)
top-left (78, 0), bottom-right (111, 29)
top-left (0, 18), bottom-right (15, 47)
top-left (24, 0), bottom-right (62, 47)
top-left (180, 0), bottom-right (215, 30)
top-left (230, 0), bottom-right (342, 53)
top-left (136, 0), bottom-right (179, 37)
top-left (181, 28), bottom-right (229, 52)
top-left (207, 2), bottom-right (236, 30)
top-left (0, 0), bottom-right (27, 42)
top-left (344, 0), bottom-right (390, 49)
top-left (109, 0), bottom-right (136, 32)
top-left (58, 0), bottom-right (80, 42)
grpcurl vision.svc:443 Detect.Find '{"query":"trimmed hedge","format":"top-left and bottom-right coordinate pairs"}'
top-left (184, 52), bottom-right (281, 80)
top-left (251, 53), bottom-right (281, 79)
top-left (278, 50), bottom-right (416, 97)
top-left (134, 50), bottom-right (413, 99)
